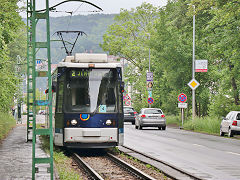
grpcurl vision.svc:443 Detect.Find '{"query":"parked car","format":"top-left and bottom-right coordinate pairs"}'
top-left (135, 108), bottom-right (166, 130)
top-left (123, 106), bottom-right (137, 124)
top-left (220, 111), bottom-right (240, 137)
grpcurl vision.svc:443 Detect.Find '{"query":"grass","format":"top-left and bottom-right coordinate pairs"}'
top-left (166, 114), bottom-right (221, 135)
top-left (183, 116), bottom-right (221, 135)
top-left (40, 136), bottom-right (81, 180)
top-left (0, 112), bottom-right (16, 141)
top-left (166, 115), bottom-right (181, 127)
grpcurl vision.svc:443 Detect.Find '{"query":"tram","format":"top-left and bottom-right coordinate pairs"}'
top-left (49, 53), bottom-right (124, 148)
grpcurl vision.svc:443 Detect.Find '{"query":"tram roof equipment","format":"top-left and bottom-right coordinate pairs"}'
top-left (58, 53), bottom-right (121, 68)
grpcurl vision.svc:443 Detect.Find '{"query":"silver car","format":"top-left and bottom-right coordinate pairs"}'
top-left (135, 108), bottom-right (166, 130)
top-left (220, 111), bottom-right (240, 137)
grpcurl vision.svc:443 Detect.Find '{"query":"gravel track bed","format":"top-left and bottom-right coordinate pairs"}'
top-left (70, 159), bottom-right (89, 180)
top-left (82, 155), bottom-right (138, 180)
top-left (115, 153), bottom-right (172, 180)
top-left (69, 149), bottom-right (172, 180)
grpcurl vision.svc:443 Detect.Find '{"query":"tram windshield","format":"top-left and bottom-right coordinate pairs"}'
top-left (65, 68), bottom-right (119, 113)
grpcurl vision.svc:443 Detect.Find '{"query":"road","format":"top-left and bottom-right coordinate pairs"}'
top-left (123, 123), bottom-right (240, 180)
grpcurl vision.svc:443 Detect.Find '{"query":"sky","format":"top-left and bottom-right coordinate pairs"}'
top-left (19, 0), bottom-right (168, 17)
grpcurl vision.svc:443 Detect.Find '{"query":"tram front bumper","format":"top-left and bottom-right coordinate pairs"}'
top-left (64, 128), bottom-right (118, 143)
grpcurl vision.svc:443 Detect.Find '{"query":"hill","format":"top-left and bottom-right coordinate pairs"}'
top-left (23, 14), bottom-right (116, 89)
top-left (24, 14), bottom-right (116, 63)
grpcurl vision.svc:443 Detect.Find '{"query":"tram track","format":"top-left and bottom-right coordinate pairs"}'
top-left (120, 145), bottom-right (202, 180)
top-left (71, 151), bottom-right (156, 180)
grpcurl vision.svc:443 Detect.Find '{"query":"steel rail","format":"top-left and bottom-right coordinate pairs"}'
top-left (107, 153), bottom-right (156, 180)
top-left (72, 151), bottom-right (156, 180)
top-left (122, 145), bottom-right (202, 180)
top-left (72, 153), bottom-right (104, 180)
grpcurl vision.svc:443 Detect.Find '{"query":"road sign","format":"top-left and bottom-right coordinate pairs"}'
top-left (148, 90), bottom-right (152, 98)
top-left (188, 79), bottom-right (200, 90)
top-left (126, 94), bottom-right (131, 100)
top-left (34, 100), bottom-right (50, 106)
top-left (147, 82), bottom-right (153, 88)
top-left (195, 60), bottom-right (208, 72)
top-left (148, 97), bottom-right (154, 104)
top-left (125, 100), bottom-right (131, 106)
top-left (123, 94), bottom-right (131, 101)
top-left (178, 93), bottom-right (187, 103)
top-left (36, 59), bottom-right (42, 64)
top-left (178, 103), bottom-right (187, 108)
top-left (146, 72), bottom-right (153, 82)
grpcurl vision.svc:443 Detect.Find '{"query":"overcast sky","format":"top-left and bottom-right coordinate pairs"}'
top-left (19, 0), bottom-right (167, 17)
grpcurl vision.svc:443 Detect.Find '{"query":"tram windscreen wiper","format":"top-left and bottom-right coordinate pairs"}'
top-left (93, 104), bottom-right (101, 115)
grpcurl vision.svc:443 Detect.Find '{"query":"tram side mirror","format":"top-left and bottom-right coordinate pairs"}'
top-left (120, 81), bottom-right (125, 93)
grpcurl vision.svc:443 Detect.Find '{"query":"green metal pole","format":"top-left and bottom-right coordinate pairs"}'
top-left (26, 0), bottom-right (30, 141)
top-left (46, 0), bottom-right (54, 179)
top-left (32, 0), bottom-right (36, 179)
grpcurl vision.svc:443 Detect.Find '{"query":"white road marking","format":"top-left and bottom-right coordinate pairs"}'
top-left (226, 151), bottom-right (240, 156)
top-left (192, 143), bottom-right (205, 147)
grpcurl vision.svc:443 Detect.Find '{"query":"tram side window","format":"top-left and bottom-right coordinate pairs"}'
top-left (57, 80), bottom-right (64, 113)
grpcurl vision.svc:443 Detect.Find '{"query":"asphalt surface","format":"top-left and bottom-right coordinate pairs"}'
top-left (0, 115), bottom-right (51, 180)
top-left (124, 123), bottom-right (240, 180)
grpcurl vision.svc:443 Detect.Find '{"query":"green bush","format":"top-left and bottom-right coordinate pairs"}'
top-left (166, 115), bottom-right (181, 126)
top-left (40, 136), bottom-right (81, 180)
top-left (0, 112), bottom-right (16, 140)
top-left (183, 116), bottom-right (221, 134)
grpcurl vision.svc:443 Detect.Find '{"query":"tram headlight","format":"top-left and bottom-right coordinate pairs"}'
top-left (106, 120), bottom-right (112, 125)
top-left (71, 119), bottom-right (78, 126)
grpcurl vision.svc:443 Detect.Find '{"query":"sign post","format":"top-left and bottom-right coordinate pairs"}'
top-left (178, 93), bottom-right (187, 128)
top-left (123, 94), bottom-right (131, 106)
top-left (146, 72), bottom-right (153, 107)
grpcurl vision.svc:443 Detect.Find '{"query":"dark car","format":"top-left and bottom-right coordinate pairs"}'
top-left (124, 106), bottom-right (137, 125)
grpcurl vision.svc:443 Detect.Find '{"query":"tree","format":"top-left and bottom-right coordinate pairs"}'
top-left (101, 3), bottom-right (160, 111)
top-left (0, 0), bottom-right (26, 112)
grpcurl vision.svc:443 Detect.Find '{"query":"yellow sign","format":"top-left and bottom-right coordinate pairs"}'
top-left (188, 79), bottom-right (200, 90)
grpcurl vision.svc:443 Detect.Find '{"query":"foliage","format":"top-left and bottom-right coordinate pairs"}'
top-left (166, 115), bottom-right (181, 126)
top-left (101, 3), bottom-right (160, 112)
top-left (40, 136), bottom-right (81, 180)
top-left (0, 0), bottom-right (26, 112)
top-left (30, 14), bottom-right (116, 64)
top-left (102, 1), bottom-right (240, 117)
top-left (183, 116), bottom-right (221, 134)
top-left (0, 112), bottom-right (16, 140)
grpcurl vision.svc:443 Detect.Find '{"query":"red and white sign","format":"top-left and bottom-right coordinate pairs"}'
top-left (178, 93), bottom-right (187, 103)
top-left (125, 100), bottom-right (131, 106)
top-left (123, 94), bottom-right (131, 101)
top-left (195, 60), bottom-right (208, 72)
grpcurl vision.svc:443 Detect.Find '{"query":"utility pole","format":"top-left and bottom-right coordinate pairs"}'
top-left (146, 33), bottom-right (152, 108)
top-left (192, 5), bottom-right (196, 120)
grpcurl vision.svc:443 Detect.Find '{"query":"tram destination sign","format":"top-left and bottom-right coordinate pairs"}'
top-left (70, 69), bottom-right (113, 79)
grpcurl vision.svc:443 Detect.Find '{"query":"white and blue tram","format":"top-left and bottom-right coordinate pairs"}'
top-left (50, 53), bottom-right (124, 148)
